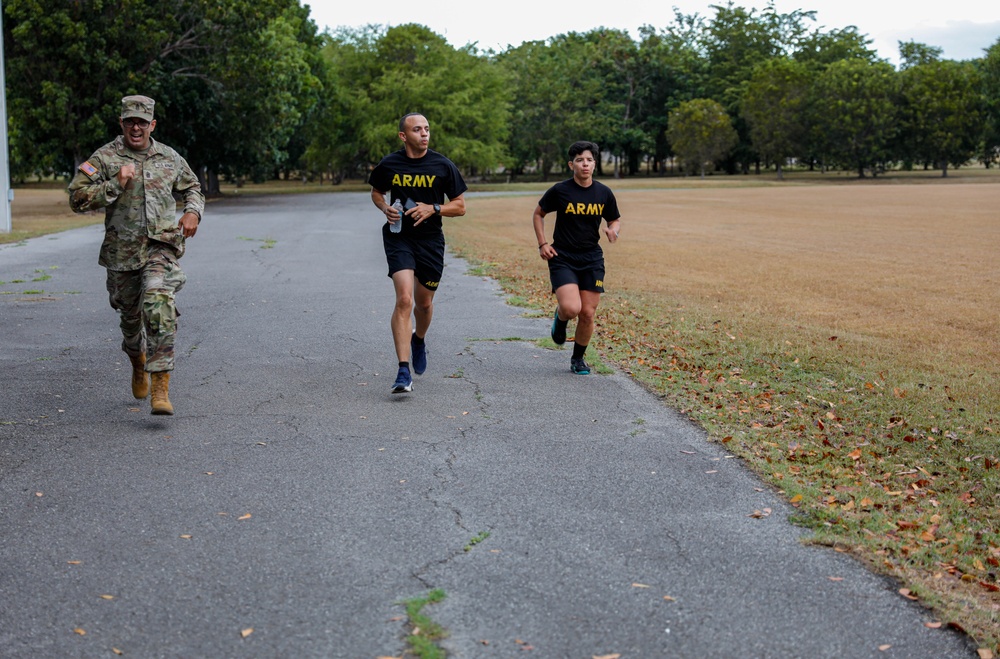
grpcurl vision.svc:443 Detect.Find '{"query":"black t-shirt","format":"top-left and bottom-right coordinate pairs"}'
top-left (368, 149), bottom-right (468, 236)
top-left (538, 178), bottom-right (621, 254)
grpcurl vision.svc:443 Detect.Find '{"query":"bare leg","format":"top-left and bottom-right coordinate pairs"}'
top-left (390, 270), bottom-right (415, 362)
top-left (575, 290), bottom-right (602, 346)
top-left (413, 281), bottom-right (435, 339)
top-left (554, 283), bottom-right (583, 323)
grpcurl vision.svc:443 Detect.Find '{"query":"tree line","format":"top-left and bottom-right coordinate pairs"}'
top-left (5, 0), bottom-right (1000, 192)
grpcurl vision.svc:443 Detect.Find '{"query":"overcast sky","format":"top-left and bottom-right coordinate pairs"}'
top-left (306, 0), bottom-right (1000, 65)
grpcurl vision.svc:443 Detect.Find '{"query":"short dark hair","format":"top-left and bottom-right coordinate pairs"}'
top-left (399, 112), bottom-right (425, 133)
top-left (568, 141), bottom-right (599, 160)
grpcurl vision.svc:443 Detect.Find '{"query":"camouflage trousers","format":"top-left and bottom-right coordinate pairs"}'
top-left (106, 243), bottom-right (187, 372)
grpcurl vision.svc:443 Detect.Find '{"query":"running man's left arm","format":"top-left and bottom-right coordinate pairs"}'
top-left (440, 194), bottom-right (466, 218)
top-left (604, 218), bottom-right (621, 243)
top-left (174, 157), bottom-right (205, 238)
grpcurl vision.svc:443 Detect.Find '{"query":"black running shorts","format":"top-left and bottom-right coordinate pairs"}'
top-left (382, 224), bottom-right (445, 290)
top-left (547, 249), bottom-right (605, 293)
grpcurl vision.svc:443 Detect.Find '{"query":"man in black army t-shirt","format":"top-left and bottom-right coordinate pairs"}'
top-left (532, 140), bottom-right (621, 375)
top-left (369, 113), bottom-right (467, 393)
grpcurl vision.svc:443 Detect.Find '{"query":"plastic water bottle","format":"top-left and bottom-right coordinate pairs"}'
top-left (390, 200), bottom-right (403, 233)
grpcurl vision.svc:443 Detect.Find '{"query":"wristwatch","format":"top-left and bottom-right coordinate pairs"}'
top-left (433, 203), bottom-right (441, 214)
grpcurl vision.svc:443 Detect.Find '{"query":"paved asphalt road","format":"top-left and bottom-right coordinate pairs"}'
top-left (0, 192), bottom-right (978, 658)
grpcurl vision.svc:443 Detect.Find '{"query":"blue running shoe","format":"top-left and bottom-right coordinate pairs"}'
top-left (570, 358), bottom-right (591, 375)
top-left (391, 366), bottom-right (413, 393)
top-left (551, 307), bottom-right (567, 345)
top-left (410, 334), bottom-right (427, 375)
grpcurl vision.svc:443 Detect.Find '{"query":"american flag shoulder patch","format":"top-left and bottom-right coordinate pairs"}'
top-left (78, 161), bottom-right (98, 177)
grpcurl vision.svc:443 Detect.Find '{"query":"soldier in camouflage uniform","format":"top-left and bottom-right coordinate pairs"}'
top-left (68, 95), bottom-right (204, 415)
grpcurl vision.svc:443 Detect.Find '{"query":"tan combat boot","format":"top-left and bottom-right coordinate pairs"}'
top-left (129, 353), bottom-right (150, 399)
top-left (150, 372), bottom-right (174, 415)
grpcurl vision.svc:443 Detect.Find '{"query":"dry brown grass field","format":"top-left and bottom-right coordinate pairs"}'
top-left (5, 174), bottom-right (999, 650)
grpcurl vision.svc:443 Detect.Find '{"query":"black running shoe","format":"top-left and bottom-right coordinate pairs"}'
top-left (570, 358), bottom-right (591, 375)
top-left (551, 308), bottom-right (567, 345)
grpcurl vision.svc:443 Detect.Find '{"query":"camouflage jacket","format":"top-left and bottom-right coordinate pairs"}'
top-left (68, 136), bottom-right (205, 271)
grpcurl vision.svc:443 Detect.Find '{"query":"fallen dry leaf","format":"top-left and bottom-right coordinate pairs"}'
top-left (631, 583), bottom-right (650, 588)
top-left (594, 655), bottom-right (621, 659)
top-left (112, 648), bottom-right (123, 655)
top-left (977, 649), bottom-right (994, 659)
top-left (680, 450), bottom-right (696, 455)
top-left (789, 494), bottom-right (803, 503)
top-left (663, 595), bottom-right (676, 601)
top-left (748, 508), bottom-right (772, 519)
top-left (238, 514), bottom-right (252, 521)
top-left (705, 470), bottom-right (718, 474)
top-left (179, 534), bottom-right (192, 540)
top-left (828, 577), bottom-right (844, 582)
top-left (898, 588), bottom-right (919, 601)
top-left (878, 644), bottom-right (892, 651)
top-left (240, 628), bottom-right (253, 638)
top-left (924, 621), bottom-right (942, 629)
top-left (100, 594), bottom-right (115, 600)
top-left (67, 560), bottom-right (82, 565)
top-left (73, 628), bottom-right (86, 636)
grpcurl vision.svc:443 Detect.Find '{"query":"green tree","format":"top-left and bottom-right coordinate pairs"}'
top-left (899, 59), bottom-right (984, 176)
top-left (311, 24), bottom-right (508, 179)
top-left (699, 1), bottom-right (816, 173)
top-left (666, 98), bottom-right (738, 178)
top-left (4, 0), bottom-right (191, 175)
top-left (3, 0), bottom-right (323, 189)
top-left (811, 59), bottom-right (898, 177)
top-left (741, 57), bottom-right (811, 179)
top-left (794, 26), bottom-right (879, 67)
top-left (898, 41), bottom-right (943, 69)
top-left (977, 38), bottom-right (1000, 167)
top-left (635, 18), bottom-right (709, 174)
top-left (499, 36), bottom-right (601, 179)
top-left (578, 28), bottom-right (646, 176)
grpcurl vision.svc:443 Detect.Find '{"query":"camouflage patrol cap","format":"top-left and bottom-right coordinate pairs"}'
top-left (121, 95), bottom-right (155, 122)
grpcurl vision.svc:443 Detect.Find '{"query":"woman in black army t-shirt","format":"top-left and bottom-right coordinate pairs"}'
top-left (532, 140), bottom-right (621, 375)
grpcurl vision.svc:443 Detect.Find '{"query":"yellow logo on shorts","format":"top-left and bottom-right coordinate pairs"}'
top-left (424, 280), bottom-right (440, 289)
top-left (595, 279), bottom-right (604, 287)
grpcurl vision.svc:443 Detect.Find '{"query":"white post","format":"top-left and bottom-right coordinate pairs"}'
top-left (0, 7), bottom-right (12, 234)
